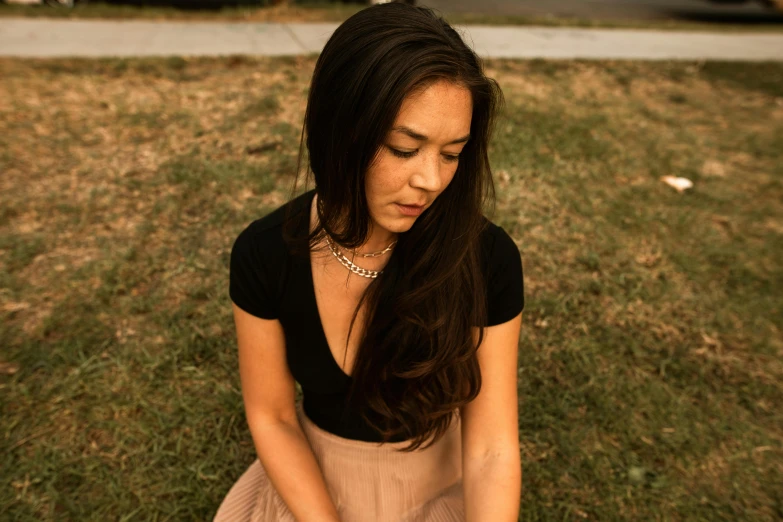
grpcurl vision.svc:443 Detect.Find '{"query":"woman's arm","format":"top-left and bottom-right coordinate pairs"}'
top-left (233, 304), bottom-right (341, 522)
top-left (460, 314), bottom-right (523, 522)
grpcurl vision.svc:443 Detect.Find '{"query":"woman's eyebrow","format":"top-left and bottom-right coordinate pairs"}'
top-left (391, 126), bottom-right (471, 145)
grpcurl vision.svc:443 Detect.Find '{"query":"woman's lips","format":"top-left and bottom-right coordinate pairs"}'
top-left (396, 203), bottom-right (425, 216)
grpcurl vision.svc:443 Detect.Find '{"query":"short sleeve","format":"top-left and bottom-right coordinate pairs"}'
top-left (229, 224), bottom-right (280, 320)
top-left (485, 225), bottom-right (525, 327)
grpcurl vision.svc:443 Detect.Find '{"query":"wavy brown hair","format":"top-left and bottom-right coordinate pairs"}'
top-left (284, 3), bottom-right (503, 451)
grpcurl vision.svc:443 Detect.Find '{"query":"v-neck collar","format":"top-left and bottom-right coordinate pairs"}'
top-left (296, 189), bottom-right (354, 382)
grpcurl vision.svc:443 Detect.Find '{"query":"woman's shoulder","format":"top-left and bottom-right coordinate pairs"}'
top-left (232, 190), bottom-right (314, 253)
top-left (229, 190), bottom-right (314, 319)
top-left (478, 216), bottom-right (520, 262)
top-left (478, 216), bottom-right (525, 325)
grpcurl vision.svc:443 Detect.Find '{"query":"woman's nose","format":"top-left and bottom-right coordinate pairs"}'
top-left (409, 153), bottom-right (442, 193)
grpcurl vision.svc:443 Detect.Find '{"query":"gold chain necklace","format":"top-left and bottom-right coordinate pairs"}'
top-left (354, 240), bottom-right (397, 258)
top-left (325, 235), bottom-right (395, 279)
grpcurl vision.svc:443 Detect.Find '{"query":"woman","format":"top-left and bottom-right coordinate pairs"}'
top-left (215, 4), bottom-right (524, 521)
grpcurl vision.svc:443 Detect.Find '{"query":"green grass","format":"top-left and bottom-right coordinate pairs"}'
top-left (2, 1), bottom-right (783, 32)
top-left (0, 1), bottom-right (364, 22)
top-left (0, 56), bottom-right (781, 520)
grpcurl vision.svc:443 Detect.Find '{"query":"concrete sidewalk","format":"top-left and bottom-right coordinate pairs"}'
top-left (1, 18), bottom-right (782, 60)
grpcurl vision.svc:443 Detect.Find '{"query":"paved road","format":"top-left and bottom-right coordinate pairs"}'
top-left (422, 0), bottom-right (783, 24)
top-left (1, 18), bottom-right (782, 60)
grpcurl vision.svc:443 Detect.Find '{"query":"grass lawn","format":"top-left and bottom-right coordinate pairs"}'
top-left (2, 1), bottom-right (783, 32)
top-left (0, 1), bottom-right (364, 23)
top-left (1, 56), bottom-right (781, 520)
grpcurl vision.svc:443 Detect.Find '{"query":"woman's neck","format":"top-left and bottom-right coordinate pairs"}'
top-left (361, 224), bottom-right (397, 254)
top-left (312, 193), bottom-right (398, 255)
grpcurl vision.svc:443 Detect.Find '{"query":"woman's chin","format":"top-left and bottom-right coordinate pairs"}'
top-left (384, 217), bottom-right (418, 233)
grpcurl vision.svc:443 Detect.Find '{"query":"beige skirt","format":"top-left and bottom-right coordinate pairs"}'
top-left (213, 400), bottom-right (464, 522)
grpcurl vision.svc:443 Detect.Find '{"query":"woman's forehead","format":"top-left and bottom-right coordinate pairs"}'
top-left (392, 82), bottom-right (473, 142)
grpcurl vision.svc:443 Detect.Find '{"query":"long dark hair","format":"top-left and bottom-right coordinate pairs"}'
top-left (284, 3), bottom-right (503, 451)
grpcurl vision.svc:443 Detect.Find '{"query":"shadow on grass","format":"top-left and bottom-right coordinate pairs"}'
top-left (665, 8), bottom-right (783, 25)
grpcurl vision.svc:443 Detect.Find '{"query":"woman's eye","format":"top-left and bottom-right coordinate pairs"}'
top-left (389, 147), bottom-right (417, 159)
top-left (387, 147), bottom-right (459, 163)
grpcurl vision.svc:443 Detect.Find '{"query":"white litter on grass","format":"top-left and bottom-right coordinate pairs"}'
top-left (660, 176), bottom-right (693, 193)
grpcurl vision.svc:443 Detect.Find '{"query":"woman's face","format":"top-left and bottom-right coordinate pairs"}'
top-left (365, 80), bottom-right (473, 237)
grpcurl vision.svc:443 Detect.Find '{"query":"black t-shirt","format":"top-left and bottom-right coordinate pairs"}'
top-left (229, 189), bottom-right (524, 442)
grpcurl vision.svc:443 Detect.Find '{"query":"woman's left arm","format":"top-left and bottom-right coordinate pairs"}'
top-left (460, 313), bottom-right (523, 522)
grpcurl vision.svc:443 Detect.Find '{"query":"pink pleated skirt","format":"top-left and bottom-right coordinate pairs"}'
top-left (213, 400), bottom-right (464, 522)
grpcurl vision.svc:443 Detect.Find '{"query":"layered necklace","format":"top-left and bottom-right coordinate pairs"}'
top-left (325, 234), bottom-right (396, 279)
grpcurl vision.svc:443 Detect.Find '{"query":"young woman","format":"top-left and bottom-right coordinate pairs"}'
top-left (215, 4), bottom-right (524, 521)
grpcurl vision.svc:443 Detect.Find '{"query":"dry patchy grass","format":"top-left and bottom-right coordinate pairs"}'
top-left (0, 2), bottom-right (364, 23)
top-left (1, 56), bottom-right (781, 520)
top-left (2, 2), bottom-right (783, 32)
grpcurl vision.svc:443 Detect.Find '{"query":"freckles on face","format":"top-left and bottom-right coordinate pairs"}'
top-left (365, 80), bottom-right (473, 234)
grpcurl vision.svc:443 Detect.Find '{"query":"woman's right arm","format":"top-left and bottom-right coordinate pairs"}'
top-left (232, 303), bottom-right (341, 522)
